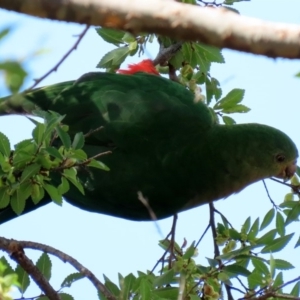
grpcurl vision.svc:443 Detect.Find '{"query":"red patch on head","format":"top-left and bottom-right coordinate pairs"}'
top-left (117, 59), bottom-right (160, 75)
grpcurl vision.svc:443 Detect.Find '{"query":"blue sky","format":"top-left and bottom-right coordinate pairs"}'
top-left (0, 1), bottom-right (300, 299)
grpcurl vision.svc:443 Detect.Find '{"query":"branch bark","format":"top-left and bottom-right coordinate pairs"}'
top-left (0, 237), bottom-right (61, 300)
top-left (0, 236), bottom-right (116, 300)
top-left (1, 0), bottom-right (300, 59)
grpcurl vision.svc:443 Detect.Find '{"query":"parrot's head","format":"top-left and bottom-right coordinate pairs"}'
top-left (251, 124), bottom-right (298, 181)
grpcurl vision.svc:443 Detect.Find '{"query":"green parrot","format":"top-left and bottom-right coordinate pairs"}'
top-left (0, 60), bottom-right (298, 223)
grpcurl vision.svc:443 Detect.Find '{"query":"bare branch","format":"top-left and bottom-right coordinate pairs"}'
top-left (1, 0), bottom-right (300, 58)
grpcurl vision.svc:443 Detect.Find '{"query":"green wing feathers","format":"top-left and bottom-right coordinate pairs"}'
top-left (0, 72), bottom-right (297, 222)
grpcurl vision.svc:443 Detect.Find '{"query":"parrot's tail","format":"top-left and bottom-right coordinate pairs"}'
top-left (0, 80), bottom-right (75, 116)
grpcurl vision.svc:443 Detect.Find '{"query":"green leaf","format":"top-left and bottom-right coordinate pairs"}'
top-left (58, 177), bottom-right (70, 195)
top-left (97, 47), bottom-right (130, 70)
top-left (10, 191), bottom-right (26, 215)
top-left (88, 159), bottom-right (110, 171)
top-left (31, 183), bottom-right (45, 204)
top-left (205, 77), bottom-right (221, 104)
top-left (14, 139), bottom-right (37, 156)
top-left (295, 235), bottom-right (300, 248)
top-left (247, 217), bottom-right (259, 240)
top-left (45, 146), bottom-right (64, 160)
top-left (15, 264), bottom-right (30, 294)
top-left (13, 151), bottom-right (33, 168)
top-left (63, 168), bottom-right (84, 195)
top-left (32, 123), bottom-right (46, 145)
top-left (0, 257), bottom-right (14, 276)
top-left (71, 149), bottom-right (87, 160)
top-left (276, 212), bottom-right (285, 236)
top-left (0, 132), bottom-right (10, 157)
top-left (182, 43), bottom-right (196, 67)
top-left (273, 259), bottom-right (294, 270)
top-left (96, 28), bottom-right (125, 46)
top-left (295, 72), bottom-right (300, 78)
top-left (285, 201), bottom-right (300, 225)
top-left (182, 242), bottom-right (196, 259)
top-left (59, 293), bottom-right (74, 300)
top-left (291, 282), bottom-right (300, 297)
top-left (0, 61), bottom-right (27, 93)
top-left (195, 43), bottom-right (225, 63)
top-left (122, 32), bottom-right (136, 43)
top-left (192, 44), bottom-right (211, 74)
top-left (43, 113), bottom-right (66, 142)
top-left (0, 188), bottom-right (10, 209)
top-left (241, 217), bottom-right (251, 234)
top-left (273, 271), bottom-right (283, 290)
top-left (139, 278), bottom-right (152, 300)
top-left (260, 208), bottom-right (275, 231)
top-left (222, 116), bottom-right (236, 125)
top-left (169, 50), bottom-right (184, 69)
top-left (56, 125), bottom-right (71, 149)
top-left (98, 290), bottom-right (108, 300)
top-left (251, 257), bottom-right (269, 275)
top-left (247, 270), bottom-right (263, 290)
top-left (0, 27), bottom-right (10, 41)
top-left (269, 253), bottom-right (275, 278)
top-left (256, 229), bottom-right (277, 245)
top-left (128, 41), bottom-right (138, 52)
top-left (43, 183), bottom-right (63, 205)
top-left (120, 273), bottom-right (136, 300)
top-left (20, 163), bottom-right (40, 183)
top-left (222, 104), bottom-right (250, 114)
top-left (103, 274), bottom-right (120, 297)
top-left (261, 233), bottom-right (294, 253)
top-left (153, 287), bottom-right (179, 300)
top-left (153, 269), bottom-right (175, 287)
top-left (222, 264), bottom-right (251, 277)
top-left (36, 253), bottom-right (52, 281)
top-left (228, 229), bottom-right (241, 240)
top-left (61, 272), bottom-right (84, 288)
top-left (16, 181), bottom-right (32, 203)
top-left (214, 88), bottom-right (245, 110)
top-left (72, 132), bottom-right (85, 150)
top-left (206, 258), bottom-right (219, 268)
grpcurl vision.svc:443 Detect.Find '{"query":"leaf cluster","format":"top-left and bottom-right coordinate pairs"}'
top-left (0, 110), bottom-right (109, 215)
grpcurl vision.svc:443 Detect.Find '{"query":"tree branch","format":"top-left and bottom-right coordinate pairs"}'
top-left (0, 236), bottom-right (116, 300)
top-left (1, 0), bottom-right (300, 58)
top-left (0, 237), bottom-right (61, 300)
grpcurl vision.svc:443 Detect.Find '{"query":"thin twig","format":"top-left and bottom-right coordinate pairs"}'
top-left (84, 126), bottom-right (104, 138)
top-left (208, 203), bottom-right (234, 300)
top-left (150, 215), bottom-right (178, 274)
top-left (153, 42), bottom-right (183, 66)
top-left (213, 208), bottom-right (233, 228)
top-left (195, 223), bottom-right (210, 248)
top-left (0, 237), bottom-right (60, 300)
top-left (26, 25), bottom-right (90, 91)
top-left (137, 191), bottom-right (157, 221)
top-left (137, 191), bottom-right (163, 237)
top-left (262, 180), bottom-right (280, 209)
top-left (168, 214), bottom-right (178, 267)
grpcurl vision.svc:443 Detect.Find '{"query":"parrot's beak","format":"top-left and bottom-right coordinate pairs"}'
top-left (277, 160), bottom-right (297, 181)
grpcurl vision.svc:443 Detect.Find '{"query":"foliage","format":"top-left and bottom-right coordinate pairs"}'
top-left (0, 109), bottom-right (108, 215)
top-left (1, 1), bottom-right (300, 300)
top-left (0, 258), bottom-right (19, 300)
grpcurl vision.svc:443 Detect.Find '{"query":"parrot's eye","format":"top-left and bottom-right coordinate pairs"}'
top-left (276, 154), bottom-right (286, 163)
